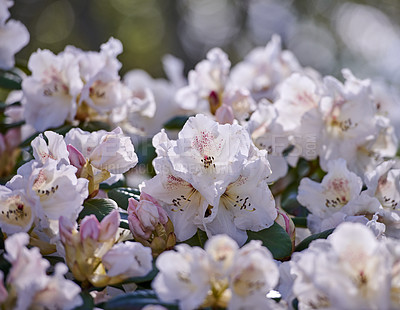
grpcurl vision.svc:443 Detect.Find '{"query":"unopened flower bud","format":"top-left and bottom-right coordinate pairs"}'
top-left (67, 144), bottom-right (86, 176)
top-left (80, 215), bottom-right (100, 241)
top-left (127, 193), bottom-right (175, 257)
top-left (99, 210), bottom-right (120, 242)
top-left (275, 209), bottom-right (296, 250)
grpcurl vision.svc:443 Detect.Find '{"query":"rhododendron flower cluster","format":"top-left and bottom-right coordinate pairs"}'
top-left (2, 5), bottom-right (400, 309)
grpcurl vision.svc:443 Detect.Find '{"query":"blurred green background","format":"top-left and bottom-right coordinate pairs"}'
top-left (10, 0), bottom-right (400, 83)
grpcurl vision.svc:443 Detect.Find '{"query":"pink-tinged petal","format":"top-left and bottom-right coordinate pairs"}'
top-left (128, 214), bottom-right (150, 239)
top-left (140, 192), bottom-right (160, 205)
top-left (59, 216), bottom-right (75, 245)
top-left (127, 197), bottom-right (139, 215)
top-left (67, 144), bottom-right (86, 173)
top-left (80, 215), bottom-right (100, 241)
top-left (99, 210), bottom-right (120, 242)
top-left (215, 104), bottom-right (234, 125)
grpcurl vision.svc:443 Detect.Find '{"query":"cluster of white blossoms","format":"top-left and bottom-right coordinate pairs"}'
top-left (0, 126), bottom-right (137, 240)
top-left (153, 234), bottom-right (283, 310)
top-left (141, 114), bottom-right (277, 245)
top-left (0, 233), bottom-right (82, 310)
top-left (3, 4), bottom-right (400, 308)
top-left (280, 223), bottom-right (400, 310)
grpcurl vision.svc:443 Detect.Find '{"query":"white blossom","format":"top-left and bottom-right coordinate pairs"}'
top-left (31, 131), bottom-right (70, 166)
top-left (297, 158), bottom-right (376, 233)
top-left (164, 114), bottom-right (251, 206)
top-left (8, 159), bottom-right (88, 235)
top-left (0, 185), bottom-right (37, 234)
top-left (22, 49), bottom-right (83, 131)
top-left (290, 223), bottom-right (393, 310)
top-left (152, 244), bottom-right (211, 310)
top-left (204, 158), bottom-right (277, 246)
top-left (4, 233), bottom-right (82, 310)
top-left (229, 240), bottom-right (280, 310)
top-left (230, 35), bottom-right (301, 102)
top-left (0, 0), bottom-right (29, 69)
top-left (65, 127), bottom-right (138, 175)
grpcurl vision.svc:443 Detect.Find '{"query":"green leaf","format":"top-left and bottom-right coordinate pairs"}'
top-left (0, 71), bottom-right (22, 90)
top-left (43, 255), bottom-right (65, 265)
top-left (0, 120), bottom-right (25, 134)
top-left (0, 254), bottom-right (11, 279)
top-left (162, 115), bottom-right (190, 130)
top-left (79, 121), bottom-right (111, 132)
top-left (295, 228), bottom-right (335, 252)
top-left (103, 290), bottom-right (179, 310)
top-left (246, 222), bottom-right (292, 260)
top-left (136, 138), bottom-right (156, 175)
top-left (181, 229), bottom-right (208, 248)
top-left (73, 291), bottom-right (95, 310)
top-left (108, 187), bottom-right (141, 210)
top-left (0, 101), bottom-right (21, 111)
top-left (280, 182), bottom-right (308, 217)
top-left (119, 211), bottom-right (130, 230)
top-left (79, 199), bottom-right (118, 221)
top-left (99, 179), bottom-right (125, 190)
top-left (292, 217), bottom-right (307, 228)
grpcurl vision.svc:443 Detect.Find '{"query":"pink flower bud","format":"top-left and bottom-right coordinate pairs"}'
top-left (99, 210), bottom-right (120, 242)
top-left (59, 216), bottom-right (76, 245)
top-left (80, 215), bottom-right (100, 241)
top-left (215, 104), bottom-right (234, 125)
top-left (275, 209), bottom-right (295, 244)
top-left (139, 192), bottom-right (168, 225)
top-left (67, 144), bottom-right (86, 175)
top-left (128, 213), bottom-right (150, 239)
top-left (127, 194), bottom-right (169, 240)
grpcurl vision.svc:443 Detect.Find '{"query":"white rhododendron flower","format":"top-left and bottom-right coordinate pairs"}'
top-left (65, 127), bottom-right (137, 174)
top-left (175, 48), bottom-right (255, 121)
top-left (0, 186), bottom-right (37, 234)
top-left (230, 35), bottom-right (301, 101)
top-left (205, 234), bottom-right (238, 279)
top-left (152, 244), bottom-right (211, 310)
top-left (289, 223), bottom-right (394, 310)
top-left (204, 158), bottom-right (277, 245)
top-left (298, 69), bottom-right (394, 174)
top-left (0, 0), bottom-right (29, 69)
top-left (8, 159), bottom-right (88, 234)
top-left (141, 162), bottom-right (208, 241)
top-left (142, 114), bottom-right (276, 244)
top-left (274, 73), bottom-right (321, 132)
top-left (365, 160), bottom-right (400, 238)
top-left (297, 158), bottom-right (381, 233)
top-left (164, 114), bottom-right (251, 205)
top-left (3, 233), bottom-right (82, 310)
top-left (153, 235), bottom-right (282, 310)
top-left (66, 37), bottom-right (130, 114)
top-left (365, 160), bottom-right (400, 211)
top-left (229, 241), bottom-right (280, 310)
top-left (31, 131), bottom-right (70, 166)
top-left (176, 48), bottom-right (230, 112)
top-left (247, 99), bottom-right (289, 180)
top-left (22, 49), bottom-right (83, 131)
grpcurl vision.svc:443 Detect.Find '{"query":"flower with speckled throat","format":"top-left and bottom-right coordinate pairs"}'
top-left (165, 114), bottom-right (251, 206)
